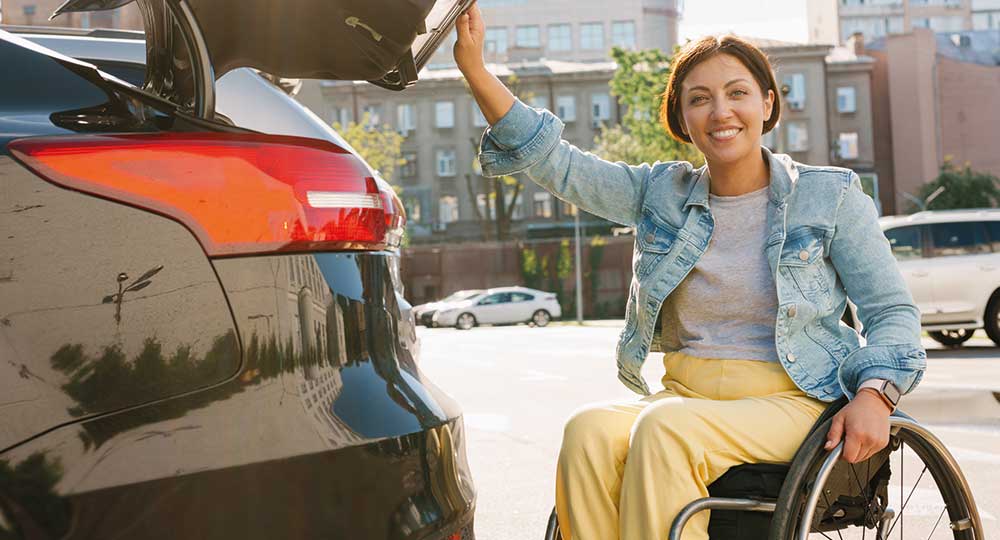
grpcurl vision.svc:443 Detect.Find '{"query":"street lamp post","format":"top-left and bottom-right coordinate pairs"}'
top-left (574, 206), bottom-right (583, 324)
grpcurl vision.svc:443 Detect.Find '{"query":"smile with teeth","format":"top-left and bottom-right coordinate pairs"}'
top-left (710, 127), bottom-right (742, 140)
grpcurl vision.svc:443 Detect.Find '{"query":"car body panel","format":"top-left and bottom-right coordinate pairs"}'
top-left (1, 28), bottom-right (474, 539)
top-left (880, 211), bottom-right (1000, 331)
top-left (53, 0), bottom-right (473, 92)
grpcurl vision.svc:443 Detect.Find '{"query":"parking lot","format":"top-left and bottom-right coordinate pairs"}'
top-left (416, 322), bottom-right (1000, 540)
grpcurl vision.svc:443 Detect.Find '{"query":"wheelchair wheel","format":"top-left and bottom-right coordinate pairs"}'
top-left (769, 417), bottom-right (984, 539)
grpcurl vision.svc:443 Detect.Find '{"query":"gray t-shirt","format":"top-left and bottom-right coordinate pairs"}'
top-left (659, 185), bottom-right (779, 362)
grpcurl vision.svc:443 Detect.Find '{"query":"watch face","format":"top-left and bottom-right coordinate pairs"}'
top-left (882, 381), bottom-right (901, 405)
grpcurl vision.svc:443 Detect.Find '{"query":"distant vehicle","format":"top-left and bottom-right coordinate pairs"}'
top-left (880, 209), bottom-right (1000, 347)
top-left (414, 289), bottom-right (485, 327)
top-left (432, 286), bottom-right (562, 330)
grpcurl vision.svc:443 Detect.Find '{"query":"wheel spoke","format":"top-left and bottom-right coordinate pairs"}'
top-left (821, 490), bottom-right (846, 540)
top-left (885, 465), bottom-right (928, 538)
top-left (926, 506), bottom-right (947, 539)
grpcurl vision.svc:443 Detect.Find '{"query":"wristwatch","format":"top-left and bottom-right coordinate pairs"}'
top-left (857, 379), bottom-right (901, 412)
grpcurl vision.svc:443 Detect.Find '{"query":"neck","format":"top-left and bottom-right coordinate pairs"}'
top-left (705, 148), bottom-right (770, 197)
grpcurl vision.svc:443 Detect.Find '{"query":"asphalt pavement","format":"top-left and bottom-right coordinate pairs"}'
top-left (416, 322), bottom-right (1000, 540)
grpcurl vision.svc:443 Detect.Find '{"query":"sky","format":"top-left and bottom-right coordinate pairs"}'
top-left (678, 0), bottom-right (810, 44)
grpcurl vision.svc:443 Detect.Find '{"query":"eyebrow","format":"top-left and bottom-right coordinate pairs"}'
top-left (685, 78), bottom-right (752, 93)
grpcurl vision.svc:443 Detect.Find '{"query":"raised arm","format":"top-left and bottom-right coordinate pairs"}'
top-left (453, 5), bottom-right (680, 227)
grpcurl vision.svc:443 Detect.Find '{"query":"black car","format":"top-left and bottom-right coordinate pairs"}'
top-left (0, 1), bottom-right (475, 538)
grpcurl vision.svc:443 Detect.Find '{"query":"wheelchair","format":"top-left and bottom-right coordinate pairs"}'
top-left (543, 397), bottom-right (985, 539)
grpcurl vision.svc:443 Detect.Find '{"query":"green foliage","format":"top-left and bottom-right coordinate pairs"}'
top-left (520, 247), bottom-right (549, 290)
top-left (333, 112), bottom-right (406, 182)
top-left (552, 240), bottom-right (574, 314)
top-left (585, 236), bottom-right (608, 318)
top-left (915, 160), bottom-right (1000, 212)
top-left (594, 47), bottom-right (704, 167)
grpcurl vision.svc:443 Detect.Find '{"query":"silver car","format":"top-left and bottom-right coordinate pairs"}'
top-left (432, 286), bottom-right (563, 330)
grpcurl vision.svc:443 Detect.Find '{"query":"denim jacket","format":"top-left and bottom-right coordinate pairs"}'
top-left (478, 99), bottom-right (926, 402)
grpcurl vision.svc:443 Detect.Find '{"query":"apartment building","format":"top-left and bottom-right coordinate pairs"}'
top-left (297, 38), bottom-right (878, 242)
top-left (424, 0), bottom-right (681, 67)
top-left (1, 0), bottom-right (142, 29)
top-left (808, 0), bottom-right (1000, 45)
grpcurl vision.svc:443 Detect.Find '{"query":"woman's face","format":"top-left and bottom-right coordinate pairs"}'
top-left (678, 53), bottom-right (775, 167)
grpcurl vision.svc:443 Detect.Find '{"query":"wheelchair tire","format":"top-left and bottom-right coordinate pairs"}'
top-left (768, 417), bottom-right (984, 539)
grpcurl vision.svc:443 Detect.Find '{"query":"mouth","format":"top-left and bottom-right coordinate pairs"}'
top-left (708, 127), bottom-right (743, 141)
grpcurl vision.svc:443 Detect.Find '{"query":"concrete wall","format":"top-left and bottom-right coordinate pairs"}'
top-left (936, 56), bottom-right (1000, 177)
top-left (886, 29), bottom-right (941, 210)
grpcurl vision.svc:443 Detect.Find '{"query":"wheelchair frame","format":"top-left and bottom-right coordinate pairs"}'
top-left (544, 409), bottom-right (984, 540)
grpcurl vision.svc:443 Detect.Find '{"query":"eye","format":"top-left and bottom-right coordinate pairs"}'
top-left (689, 95), bottom-right (707, 105)
top-left (730, 89), bottom-right (748, 97)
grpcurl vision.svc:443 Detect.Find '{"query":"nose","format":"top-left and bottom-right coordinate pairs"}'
top-left (709, 97), bottom-right (735, 122)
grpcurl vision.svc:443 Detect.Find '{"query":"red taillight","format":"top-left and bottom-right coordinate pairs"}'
top-left (8, 132), bottom-right (405, 256)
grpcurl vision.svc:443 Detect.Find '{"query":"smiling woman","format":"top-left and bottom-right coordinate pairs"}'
top-left (453, 4), bottom-right (927, 540)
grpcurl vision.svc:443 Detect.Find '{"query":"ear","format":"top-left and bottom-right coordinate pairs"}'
top-left (678, 114), bottom-right (688, 136)
top-left (763, 88), bottom-right (775, 122)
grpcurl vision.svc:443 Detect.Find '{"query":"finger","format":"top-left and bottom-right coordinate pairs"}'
top-left (468, 4), bottom-right (485, 34)
top-left (843, 431), bottom-right (862, 463)
top-left (825, 415), bottom-right (844, 450)
top-left (455, 13), bottom-right (471, 43)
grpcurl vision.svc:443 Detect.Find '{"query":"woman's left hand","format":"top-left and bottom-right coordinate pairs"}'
top-left (824, 389), bottom-right (892, 463)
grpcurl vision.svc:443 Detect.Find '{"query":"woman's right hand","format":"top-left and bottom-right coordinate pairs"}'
top-left (454, 4), bottom-right (486, 76)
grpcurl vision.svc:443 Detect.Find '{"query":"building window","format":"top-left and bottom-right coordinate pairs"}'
top-left (436, 149), bottom-right (457, 177)
top-left (533, 192), bottom-right (553, 218)
top-left (23, 5), bottom-right (37, 15)
top-left (485, 27), bottom-right (508, 54)
top-left (591, 93), bottom-right (611, 128)
top-left (556, 95), bottom-right (577, 122)
top-left (435, 101), bottom-right (455, 128)
top-left (611, 21), bottom-right (637, 49)
top-left (529, 95), bottom-right (549, 111)
top-left (397, 104), bottom-right (416, 135)
top-left (548, 24), bottom-right (572, 51)
top-left (560, 199), bottom-right (578, 217)
top-left (333, 107), bottom-right (351, 127)
top-left (402, 152), bottom-right (418, 178)
top-left (439, 196), bottom-right (459, 224)
top-left (472, 103), bottom-right (488, 127)
top-left (782, 73), bottom-right (806, 111)
top-left (836, 87), bottom-right (857, 114)
top-left (786, 121), bottom-right (809, 152)
top-left (838, 132), bottom-right (859, 160)
top-left (363, 104), bottom-right (382, 128)
top-left (580, 23), bottom-right (604, 50)
top-left (404, 196), bottom-right (422, 223)
top-left (476, 194), bottom-right (496, 220)
top-left (515, 25), bottom-right (541, 48)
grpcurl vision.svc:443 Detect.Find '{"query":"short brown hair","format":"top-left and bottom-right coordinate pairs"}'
top-left (661, 35), bottom-right (781, 144)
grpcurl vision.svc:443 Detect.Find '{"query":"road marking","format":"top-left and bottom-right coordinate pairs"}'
top-left (520, 369), bottom-right (569, 382)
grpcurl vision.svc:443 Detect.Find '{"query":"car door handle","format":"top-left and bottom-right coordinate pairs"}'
top-left (980, 265), bottom-right (997, 272)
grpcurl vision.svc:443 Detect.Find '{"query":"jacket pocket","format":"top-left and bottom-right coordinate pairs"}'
top-left (635, 211), bottom-right (678, 278)
top-left (779, 226), bottom-right (831, 301)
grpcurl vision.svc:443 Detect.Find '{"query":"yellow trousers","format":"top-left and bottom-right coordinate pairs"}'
top-left (555, 351), bottom-right (828, 540)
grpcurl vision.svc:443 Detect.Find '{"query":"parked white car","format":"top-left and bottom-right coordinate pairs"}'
top-left (431, 286), bottom-right (563, 330)
top-left (413, 289), bottom-right (484, 327)
top-left (880, 209), bottom-right (1000, 347)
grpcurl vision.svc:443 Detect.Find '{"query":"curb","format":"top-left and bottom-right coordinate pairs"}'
top-left (900, 386), bottom-right (1000, 424)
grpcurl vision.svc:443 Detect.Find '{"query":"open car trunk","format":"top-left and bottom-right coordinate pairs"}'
top-left (53, 0), bottom-right (472, 113)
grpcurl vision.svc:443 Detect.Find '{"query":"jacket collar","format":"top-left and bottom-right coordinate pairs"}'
top-left (683, 146), bottom-right (799, 210)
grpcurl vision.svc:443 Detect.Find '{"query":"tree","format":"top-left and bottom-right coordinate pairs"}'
top-left (466, 74), bottom-right (531, 241)
top-left (593, 47), bottom-right (704, 167)
top-left (913, 159), bottom-right (1000, 212)
top-left (332, 112), bottom-right (406, 182)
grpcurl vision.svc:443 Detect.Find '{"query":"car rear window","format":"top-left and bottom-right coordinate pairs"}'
top-left (884, 226), bottom-right (923, 261)
top-left (928, 222), bottom-right (991, 257)
top-left (986, 221), bottom-right (1000, 251)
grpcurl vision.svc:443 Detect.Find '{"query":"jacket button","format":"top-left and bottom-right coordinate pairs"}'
top-left (787, 305), bottom-right (797, 317)
top-left (798, 250), bottom-right (809, 261)
top-left (645, 233), bottom-right (655, 243)
top-left (786, 353), bottom-right (797, 363)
